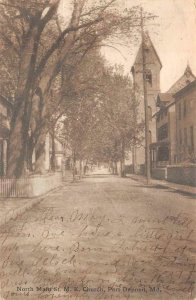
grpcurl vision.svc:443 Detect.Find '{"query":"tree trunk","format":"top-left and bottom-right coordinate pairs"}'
top-left (79, 159), bottom-right (82, 179)
top-left (7, 21), bottom-right (43, 178)
top-left (121, 139), bottom-right (126, 177)
top-left (120, 160), bottom-right (125, 177)
top-left (27, 137), bottom-right (34, 172)
top-left (7, 1), bottom-right (86, 178)
top-left (72, 150), bottom-right (77, 182)
top-left (7, 98), bottom-right (29, 178)
top-left (34, 130), bottom-right (47, 174)
top-left (114, 161), bottom-right (118, 175)
top-left (50, 130), bottom-right (56, 172)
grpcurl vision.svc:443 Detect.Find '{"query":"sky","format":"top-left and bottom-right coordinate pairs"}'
top-left (60, 0), bottom-right (196, 92)
top-left (101, 0), bottom-right (196, 92)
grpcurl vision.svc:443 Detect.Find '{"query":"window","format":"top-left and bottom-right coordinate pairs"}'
top-left (189, 99), bottom-right (194, 110)
top-left (190, 126), bottom-right (194, 151)
top-left (183, 100), bottom-right (187, 117)
top-left (157, 146), bottom-right (169, 161)
top-left (145, 69), bottom-right (152, 86)
top-left (184, 128), bottom-right (187, 146)
top-left (179, 103), bottom-right (181, 120)
top-left (148, 106), bottom-right (152, 121)
top-left (158, 124), bottom-right (168, 140)
top-left (179, 129), bottom-right (182, 145)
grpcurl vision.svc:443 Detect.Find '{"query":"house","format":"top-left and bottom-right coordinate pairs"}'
top-left (150, 65), bottom-right (196, 168)
top-left (131, 33), bottom-right (162, 172)
top-left (174, 79), bottom-right (196, 163)
top-left (49, 135), bottom-right (64, 171)
top-left (150, 94), bottom-right (175, 168)
top-left (0, 96), bottom-right (12, 176)
top-left (0, 95), bottom-right (64, 176)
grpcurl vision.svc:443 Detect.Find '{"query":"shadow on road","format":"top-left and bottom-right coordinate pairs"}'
top-left (132, 184), bottom-right (195, 199)
top-left (133, 184), bottom-right (168, 190)
top-left (85, 174), bottom-right (113, 178)
top-left (169, 189), bottom-right (196, 199)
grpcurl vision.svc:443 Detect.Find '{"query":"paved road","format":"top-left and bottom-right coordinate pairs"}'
top-left (0, 174), bottom-right (195, 300)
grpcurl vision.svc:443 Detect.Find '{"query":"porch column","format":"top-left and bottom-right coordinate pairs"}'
top-left (154, 147), bottom-right (157, 168)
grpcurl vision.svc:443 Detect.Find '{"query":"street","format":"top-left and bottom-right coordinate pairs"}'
top-left (0, 172), bottom-right (195, 300)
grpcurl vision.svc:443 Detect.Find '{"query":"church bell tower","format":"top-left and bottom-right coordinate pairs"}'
top-left (131, 33), bottom-right (162, 167)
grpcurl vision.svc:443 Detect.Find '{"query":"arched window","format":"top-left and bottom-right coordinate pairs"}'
top-left (145, 69), bottom-right (152, 86)
top-left (148, 106), bottom-right (152, 121)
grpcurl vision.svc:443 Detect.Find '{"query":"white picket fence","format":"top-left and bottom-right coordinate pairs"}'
top-left (0, 172), bottom-right (63, 198)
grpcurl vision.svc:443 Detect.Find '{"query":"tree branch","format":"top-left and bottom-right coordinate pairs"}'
top-left (35, 16), bottom-right (104, 77)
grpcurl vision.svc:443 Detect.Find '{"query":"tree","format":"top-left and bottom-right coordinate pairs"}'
top-left (59, 50), bottom-right (143, 178)
top-left (58, 49), bottom-right (106, 179)
top-left (0, 0), bottom-right (149, 177)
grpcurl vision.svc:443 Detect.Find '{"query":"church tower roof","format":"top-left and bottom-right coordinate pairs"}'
top-left (132, 32), bottom-right (162, 70)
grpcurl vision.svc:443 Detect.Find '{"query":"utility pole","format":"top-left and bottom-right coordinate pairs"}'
top-left (140, 8), bottom-right (151, 184)
top-left (132, 71), bottom-right (137, 174)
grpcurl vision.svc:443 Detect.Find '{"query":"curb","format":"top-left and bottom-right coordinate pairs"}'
top-left (127, 175), bottom-right (196, 196)
top-left (154, 181), bottom-right (196, 196)
top-left (0, 185), bottom-right (63, 228)
top-left (0, 196), bottom-right (44, 227)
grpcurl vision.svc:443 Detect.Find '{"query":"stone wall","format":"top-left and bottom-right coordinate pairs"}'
top-left (167, 165), bottom-right (196, 186)
top-left (151, 168), bottom-right (167, 180)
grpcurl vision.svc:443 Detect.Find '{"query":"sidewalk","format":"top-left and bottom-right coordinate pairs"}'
top-left (0, 195), bottom-right (45, 227)
top-left (0, 172), bottom-right (73, 228)
top-left (127, 174), bottom-right (196, 195)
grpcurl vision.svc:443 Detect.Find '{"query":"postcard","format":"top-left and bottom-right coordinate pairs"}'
top-left (0, 0), bottom-right (195, 299)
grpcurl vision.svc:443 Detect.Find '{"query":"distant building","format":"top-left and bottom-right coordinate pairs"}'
top-left (131, 33), bottom-right (162, 170)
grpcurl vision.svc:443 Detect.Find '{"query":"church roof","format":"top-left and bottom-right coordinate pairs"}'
top-left (132, 32), bottom-right (162, 69)
top-left (167, 64), bottom-right (196, 94)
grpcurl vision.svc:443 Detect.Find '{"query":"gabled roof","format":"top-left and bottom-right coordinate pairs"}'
top-left (155, 93), bottom-right (174, 114)
top-left (174, 79), bottom-right (196, 98)
top-left (132, 32), bottom-right (162, 69)
top-left (156, 64), bottom-right (196, 109)
top-left (167, 64), bottom-right (196, 94)
top-left (157, 93), bottom-right (173, 104)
